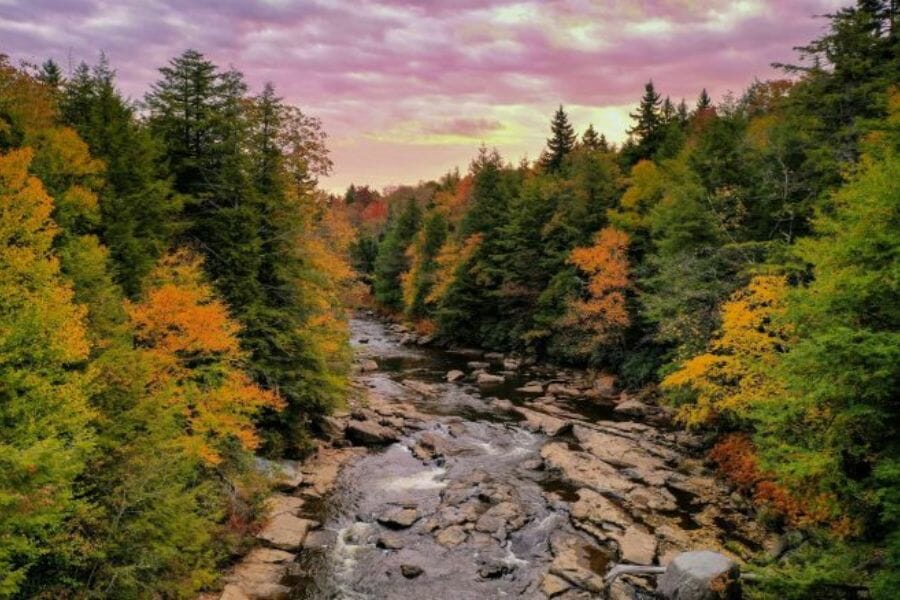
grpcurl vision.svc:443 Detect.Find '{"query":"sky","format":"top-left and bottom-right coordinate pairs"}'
top-left (1, 0), bottom-right (844, 194)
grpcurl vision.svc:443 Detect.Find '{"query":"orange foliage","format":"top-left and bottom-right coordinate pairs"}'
top-left (426, 233), bottom-right (482, 305)
top-left (710, 434), bottom-right (842, 530)
top-left (562, 227), bottom-right (631, 348)
top-left (128, 249), bottom-right (283, 465)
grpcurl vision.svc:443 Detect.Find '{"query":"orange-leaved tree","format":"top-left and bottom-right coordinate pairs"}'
top-left (560, 226), bottom-right (632, 352)
top-left (127, 249), bottom-right (283, 466)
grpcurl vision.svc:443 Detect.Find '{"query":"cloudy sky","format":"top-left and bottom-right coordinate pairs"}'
top-left (2, 0), bottom-right (842, 193)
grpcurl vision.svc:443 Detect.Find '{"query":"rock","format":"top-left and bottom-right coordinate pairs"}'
top-left (513, 406), bottom-right (572, 437)
top-left (548, 534), bottom-right (606, 593)
top-left (357, 338), bottom-right (369, 344)
top-left (220, 584), bottom-right (251, 600)
top-left (540, 443), bottom-right (636, 495)
top-left (345, 420), bottom-right (399, 446)
top-left (503, 358), bottom-right (522, 370)
top-left (467, 360), bottom-right (490, 370)
top-left (435, 525), bottom-right (467, 547)
top-left (477, 372), bottom-right (505, 385)
top-left (611, 525), bottom-right (657, 565)
top-left (377, 506), bottom-right (419, 528)
top-left (358, 359), bottom-right (378, 372)
top-left (446, 369), bottom-right (465, 382)
top-left (264, 494), bottom-right (304, 518)
top-left (570, 488), bottom-right (632, 531)
top-left (417, 334), bottom-right (435, 345)
top-left (484, 351), bottom-right (506, 362)
top-left (376, 531), bottom-right (405, 549)
top-left (516, 383), bottom-right (545, 394)
top-left (257, 514), bottom-right (317, 551)
top-left (614, 398), bottom-right (651, 417)
top-left (449, 348), bottom-right (484, 359)
top-left (477, 555), bottom-right (513, 579)
top-left (572, 425), bottom-right (674, 487)
top-left (547, 383), bottom-right (581, 397)
top-left (319, 416), bottom-right (347, 441)
top-left (402, 379), bottom-right (437, 396)
top-left (400, 564), bottom-right (424, 579)
top-left (243, 548), bottom-right (296, 563)
top-left (475, 501), bottom-right (525, 535)
top-left (399, 333), bottom-right (416, 345)
top-left (540, 573), bottom-right (572, 597)
top-left (657, 551), bottom-right (741, 600)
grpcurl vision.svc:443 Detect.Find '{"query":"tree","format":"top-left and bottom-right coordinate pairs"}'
top-left (541, 105), bottom-right (576, 173)
top-left (373, 197), bottom-right (422, 311)
top-left (582, 123), bottom-right (602, 150)
top-left (696, 88), bottom-right (712, 111)
top-left (0, 149), bottom-right (94, 596)
top-left (626, 81), bottom-right (663, 162)
top-left (559, 227), bottom-right (632, 354)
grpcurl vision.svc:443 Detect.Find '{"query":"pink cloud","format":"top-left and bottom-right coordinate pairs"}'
top-left (0, 0), bottom-right (845, 191)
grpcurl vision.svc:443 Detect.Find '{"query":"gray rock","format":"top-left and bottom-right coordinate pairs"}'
top-left (657, 551), bottom-right (741, 600)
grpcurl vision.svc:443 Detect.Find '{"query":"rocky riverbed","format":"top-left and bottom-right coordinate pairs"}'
top-left (218, 315), bottom-right (774, 599)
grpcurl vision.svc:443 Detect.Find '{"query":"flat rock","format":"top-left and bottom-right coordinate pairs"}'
top-left (514, 406), bottom-right (572, 437)
top-left (572, 425), bottom-right (674, 486)
top-left (570, 488), bottom-right (632, 531)
top-left (257, 514), bottom-right (317, 551)
top-left (516, 383), bottom-right (544, 394)
top-left (346, 420), bottom-right (399, 446)
top-left (220, 585), bottom-right (251, 600)
top-left (540, 443), bottom-right (636, 495)
top-left (243, 548), bottom-right (296, 564)
top-left (611, 525), bottom-right (658, 565)
top-left (467, 361), bottom-right (490, 369)
top-left (265, 494), bottom-right (304, 519)
top-left (546, 383), bottom-right (581, 397)
top-left (402, 379), bottom-right (437, 396)
top-left (358, 359), bottom-right (378, 372)
top-left (540, 572), bottom-right (572, 597)
top-left (548, 534), bottom-right (606, 593)
top-left (614, 398), bottom-right (651, 416)
top-left (476, 372), bottom-right (505, 385)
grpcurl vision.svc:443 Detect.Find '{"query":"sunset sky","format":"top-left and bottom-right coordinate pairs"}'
top-left (2, 0), bottom-right (843, 193)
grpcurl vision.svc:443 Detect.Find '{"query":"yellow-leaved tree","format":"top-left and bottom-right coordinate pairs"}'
top-left (662, 274), bottom-right (792, 427)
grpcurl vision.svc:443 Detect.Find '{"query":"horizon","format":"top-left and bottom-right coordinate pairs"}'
top-left (2, 0), bottom-right (844, 194)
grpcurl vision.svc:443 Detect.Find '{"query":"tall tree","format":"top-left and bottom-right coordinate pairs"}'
top-left (541, 105), bottom-right (576, 173)
top-left (626, 81), bottom-right (664, 162)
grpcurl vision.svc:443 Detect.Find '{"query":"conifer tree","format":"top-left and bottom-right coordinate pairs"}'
top-left (696, 88), bottom-right (712, 111)
top-left (541, 105), bottom-right (576, 173)
top-left (582, 123), bottom-right (602, 150)
top-left (626, 81), bottom-right (663, 161)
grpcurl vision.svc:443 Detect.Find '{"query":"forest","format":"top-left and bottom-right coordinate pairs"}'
top-left (0, 0), bottom-right (897, 598)
top-left (345, 2), bottom-right (899, 598)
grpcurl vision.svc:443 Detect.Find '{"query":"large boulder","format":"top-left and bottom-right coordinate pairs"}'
top-left (657, 551), bottom-right (741, 600)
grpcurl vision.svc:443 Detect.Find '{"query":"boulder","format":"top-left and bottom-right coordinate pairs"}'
top-left (657, 551), bottom-right (741, 600)
top-left (540, 443), bottom-right (637, 495)
top-left (345, 420), bottom-right (399, 446)
top-left (377, 506), bottom-right (419, 528)
top-left (257, 514), bottom-right (317, 551)
top-left (446, 369), bottom-right (465, 382)
top-left (467, 360), bottom-right (490, 370)
top-left (477, 372), bottom-right (505, 385)
top-left (503, 358), bottom-right (522, 370)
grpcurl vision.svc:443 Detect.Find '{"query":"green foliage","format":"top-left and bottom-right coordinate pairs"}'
top-left (373, 197), bottom-right (422, 311)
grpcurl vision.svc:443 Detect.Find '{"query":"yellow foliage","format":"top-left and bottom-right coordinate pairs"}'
top-left (426, 233), bottom-right (482, 305)
top-left (662, 275), bottom-right (792, 426)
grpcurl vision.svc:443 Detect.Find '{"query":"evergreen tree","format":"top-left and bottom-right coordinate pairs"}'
top-left (37, 58), bottom-right (62, 91)
top-left (541, 105), bottom-right (576, 173)
top-left (582, 123), bottom-right (602, 150)
top-left (696, 88), bottom-right (712, 111)
top-left (373, 197), bottom-right (422, 311)
top-left (626, 81), bottom-right (664, 162)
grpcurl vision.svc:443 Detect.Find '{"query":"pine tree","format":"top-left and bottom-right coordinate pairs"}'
top-left (696, 88), bottom-right (712, 111)
top-left (626, 81), bottom-right (663, 161)
top-left (582, 123), bottom-right (602, 150)
top-left (661, 96), bottom-right (675, 123)
top-left (37, 58), bottom-right (62, 91)
top-left (676, 99), bottom-right (689, 125)
top-left (541, 105), bottom-right (576, 173)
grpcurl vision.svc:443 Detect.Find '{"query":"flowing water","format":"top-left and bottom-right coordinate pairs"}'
top-left (288, 317), bottom-right (744, 599)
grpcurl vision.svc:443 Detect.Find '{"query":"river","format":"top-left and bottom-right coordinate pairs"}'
top-left (284, 316), bottom-right (770, 599)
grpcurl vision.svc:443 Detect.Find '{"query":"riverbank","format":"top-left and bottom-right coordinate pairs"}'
top-left (215, 315), bottom-right (776, 599)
